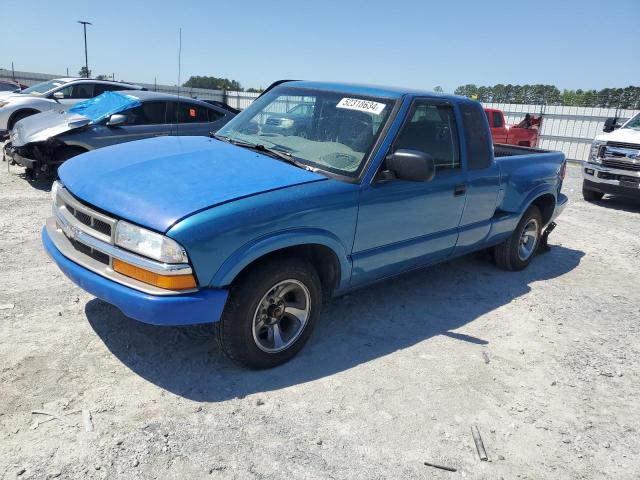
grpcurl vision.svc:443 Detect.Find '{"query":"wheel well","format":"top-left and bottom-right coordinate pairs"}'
top-left (232, 244), bottom-right (341, 294)
top-left (8, 109), bottom-right (39, 130)
top-left (531, 194), bottom-right (555, 225)
top-left (54, 145), bottom-right (87, 162)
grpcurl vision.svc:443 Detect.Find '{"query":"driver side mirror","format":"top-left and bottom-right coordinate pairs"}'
top-left (52, 91), bottom-right (64, 100)
top-left (385, 149), bottom-right (435, 182)
top-left (106, 114), bottom-right (127, 127)
top-left (603, 117), bottom-right (621, 133)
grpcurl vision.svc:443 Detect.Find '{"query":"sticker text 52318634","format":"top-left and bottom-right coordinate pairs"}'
top-left (336, 98), bottom-right (386, 115)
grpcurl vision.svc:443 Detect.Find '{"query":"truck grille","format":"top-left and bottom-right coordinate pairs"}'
top-left (69, 237), bottom-right (110, 265)
top-left (607, 141), bottom-right (640, 150)
top-left (63, 203), bottom-right (113, 236)
top-left (601, 142), bottom-right (640, 172)
top-left (601, 159), bottom-right (640, 171)
top-left (56, 188), bottom-right (116, 242)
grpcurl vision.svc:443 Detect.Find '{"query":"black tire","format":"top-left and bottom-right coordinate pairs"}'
top-left (494, 205), bottom-right (543, 271)
top-left (582, 183), bottom-right (604, 202)
top-left (8, 110), bottom-right (37, 131)
top-left (215, 256), bottom-right (322, 369)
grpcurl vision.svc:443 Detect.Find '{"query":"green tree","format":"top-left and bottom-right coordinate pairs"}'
top-left (433, 85), bottom-right (444, 93)
top-left (78, 66), bottom-right (91, 78)
top-left (183, 75), bottom-right (242, 91)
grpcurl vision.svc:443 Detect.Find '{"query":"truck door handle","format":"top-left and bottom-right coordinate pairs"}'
top-left (454, 184), bottom-right (466, 196)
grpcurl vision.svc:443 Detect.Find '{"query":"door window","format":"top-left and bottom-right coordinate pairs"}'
top-left (394, 102), bottom-right (460, 172)
top-left (57, 83), bottom-right (95, 99)
top-left (122, 102), bottom-right (167, 125)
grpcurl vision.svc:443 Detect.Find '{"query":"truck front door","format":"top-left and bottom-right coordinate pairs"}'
top-left (351, 99), bottom-right (467, 287)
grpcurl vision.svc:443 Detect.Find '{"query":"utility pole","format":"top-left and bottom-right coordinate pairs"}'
top-left (77, 20), bottom-right (92, 77)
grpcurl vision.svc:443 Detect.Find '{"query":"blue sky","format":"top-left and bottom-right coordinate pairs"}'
top-left (2, 0), bottom-right (638, 92)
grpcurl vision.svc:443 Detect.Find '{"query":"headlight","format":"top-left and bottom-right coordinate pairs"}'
top-left (588, 140), bottom-right (606, 164)
top-left (115, 221), bottom-right (188, 264)
top-left (51, 180), bottom-right (61, 203)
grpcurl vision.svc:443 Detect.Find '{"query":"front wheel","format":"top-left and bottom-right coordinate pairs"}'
top-left (215, 256), bottom-right (322, 369)
top-left (494, 205), bottom-right (542, 271)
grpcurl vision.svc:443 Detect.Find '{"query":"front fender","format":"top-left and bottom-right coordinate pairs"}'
top-left (211, 228), bottom-right (351, 291)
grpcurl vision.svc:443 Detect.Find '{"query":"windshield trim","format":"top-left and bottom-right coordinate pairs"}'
top-left (217, 86), bottom-right (401, 184)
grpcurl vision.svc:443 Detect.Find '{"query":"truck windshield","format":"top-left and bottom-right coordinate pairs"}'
top-left (215, 87), bottom-right (395, 176)
top-left (623, 113), bottom-right (640, 130)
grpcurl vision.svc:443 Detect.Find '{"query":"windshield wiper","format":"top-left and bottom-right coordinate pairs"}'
top-left (214, 134), bottom-right (314, 171)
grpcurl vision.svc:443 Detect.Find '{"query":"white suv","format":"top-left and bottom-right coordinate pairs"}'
top-left (0, 78), bottom-right (143, 137)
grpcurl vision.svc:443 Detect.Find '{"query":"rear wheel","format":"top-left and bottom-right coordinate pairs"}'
top-left (582, 182), bottom-right (604, 201)
top-left (215, 256), bottom-right (322, 369)
top-left (494, 205), bottom-right (542, 271)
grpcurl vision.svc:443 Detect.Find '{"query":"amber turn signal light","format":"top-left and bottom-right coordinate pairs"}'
top-left (112, 258), bottom-right (196, 290)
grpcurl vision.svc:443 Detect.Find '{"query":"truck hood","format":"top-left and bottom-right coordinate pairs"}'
top-left (58, 136), bottom-right (327, 232)
top-left (11, 110), bottom-right (90, 146)
top-left (595, 127), bottom-right (640, 145)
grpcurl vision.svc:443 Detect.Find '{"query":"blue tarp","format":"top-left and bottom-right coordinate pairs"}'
top-left (67, 91), bottom-right (142, 124)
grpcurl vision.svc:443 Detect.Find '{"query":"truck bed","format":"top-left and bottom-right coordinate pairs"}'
top-left (493, 143), bottom-right (550, 158)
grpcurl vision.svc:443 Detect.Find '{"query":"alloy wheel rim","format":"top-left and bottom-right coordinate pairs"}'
top-left (252, 279), bottom-right (311, 353)
top-left (518, 218), bottom-right (539, 261)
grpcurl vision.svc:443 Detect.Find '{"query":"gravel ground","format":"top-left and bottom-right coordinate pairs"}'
top-left (0, 156), bottom-right (639, 480)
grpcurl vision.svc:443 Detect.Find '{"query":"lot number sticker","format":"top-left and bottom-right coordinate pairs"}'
top-left (337, 98), bottom-right (386, 115)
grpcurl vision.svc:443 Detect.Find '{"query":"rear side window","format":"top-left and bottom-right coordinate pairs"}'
top-left (492, 111), bottom-right (503, 128)
top-left (94, 83), bottom-right (130, 95)
top-left (207, 108), bottom-right (224, 122)
top-left (460, 102), bottom-right (492, 170)
top-left (394, 101), bottom-right (460, 172)
top-left (123, 102), bottom-right (167, 125)
top-left (171, 102), bottom-right (208, 123)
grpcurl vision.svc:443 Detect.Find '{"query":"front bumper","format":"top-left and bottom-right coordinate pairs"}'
top-left (3, 143), bottom-right (37, 169)
top-left (583, 162), bottom-right (640, 198)
top-left (42, 226), bottom-right (228, 326)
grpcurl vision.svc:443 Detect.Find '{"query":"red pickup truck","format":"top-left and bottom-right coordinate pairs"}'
top-left (484, 108), bottom-right (542, 147)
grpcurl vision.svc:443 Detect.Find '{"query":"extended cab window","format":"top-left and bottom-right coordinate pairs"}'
top-left (58, 83), bottom-right (95, 99)
top-left (394, 101), bottom-right (460, 171)
top-left (123, 102), bottom-right (167, 125)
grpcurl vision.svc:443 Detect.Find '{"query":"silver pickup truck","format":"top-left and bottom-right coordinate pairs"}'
top-left (583, 112), bottom-right (640, 201)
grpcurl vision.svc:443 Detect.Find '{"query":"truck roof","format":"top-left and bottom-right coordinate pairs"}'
top-left (284, 80), bottom-right (460, 101)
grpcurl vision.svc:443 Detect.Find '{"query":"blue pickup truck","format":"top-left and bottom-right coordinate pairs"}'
top-left (43, 81), bottom-right (567, 368)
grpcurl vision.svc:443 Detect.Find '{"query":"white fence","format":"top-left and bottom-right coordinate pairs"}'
top-left (3, 69), bottom-right (638, 162)
top-left (482, 102), bottom-right (639, 162)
